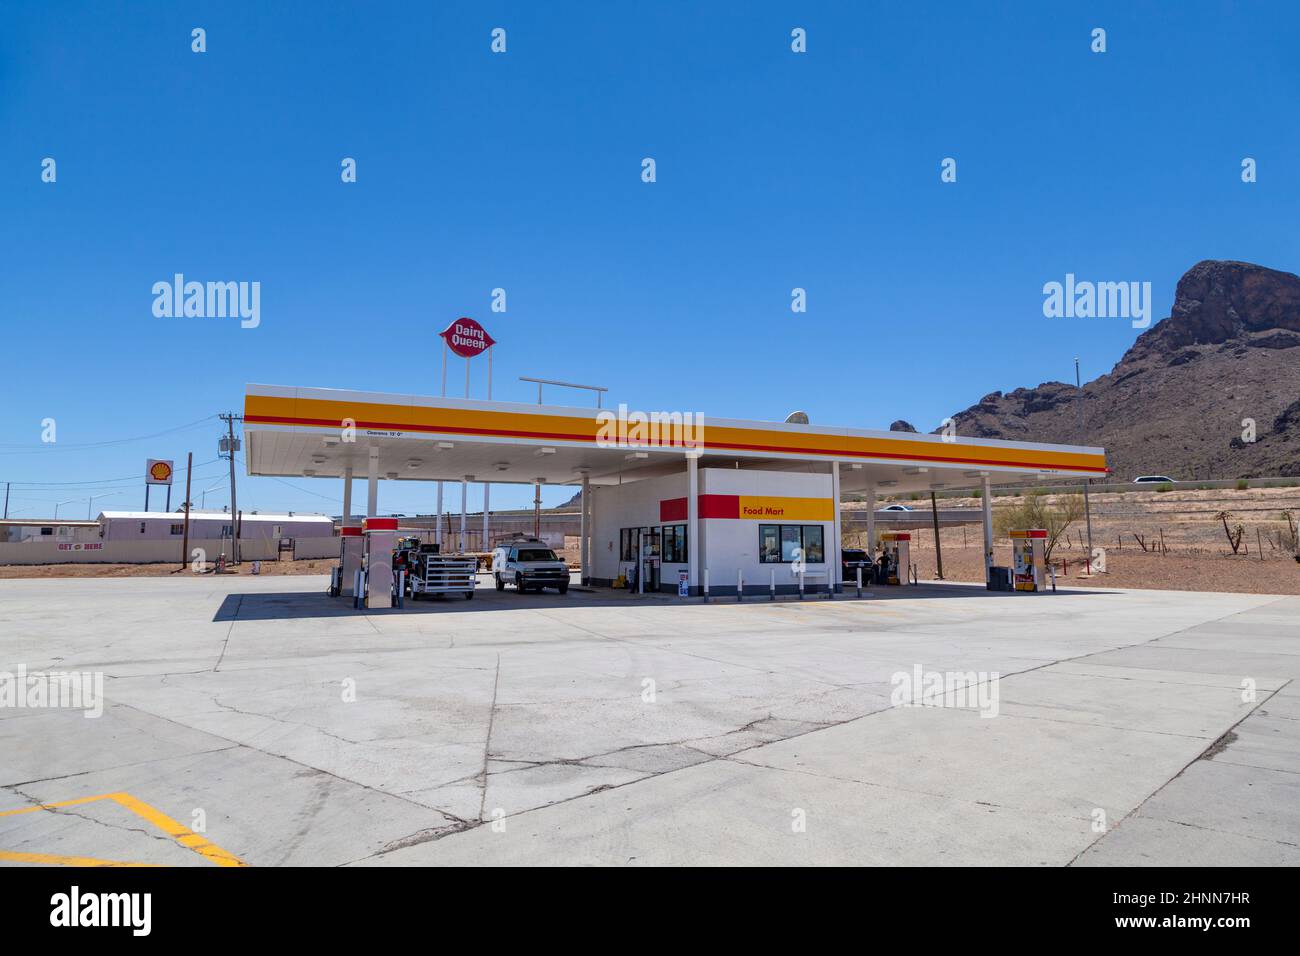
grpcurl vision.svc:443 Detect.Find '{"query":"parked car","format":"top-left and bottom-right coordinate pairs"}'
top-left (491, 538), bottom-right (570, 593)
top-left (877, 504), bottom-right (914, 512)
top-left (841, 548), bottom-right (874, 584)
top-left (1132, 475), bottom-right (1176, 484)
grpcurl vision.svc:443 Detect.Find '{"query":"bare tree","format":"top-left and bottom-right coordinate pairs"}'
top-left (1215, 510), bottom-right (1245, 555)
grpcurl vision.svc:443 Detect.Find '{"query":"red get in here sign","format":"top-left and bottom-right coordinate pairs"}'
top-left (439, 317), bottom-right (495, 358)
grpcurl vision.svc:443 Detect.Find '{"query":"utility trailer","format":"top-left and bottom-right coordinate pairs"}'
top-left (408, 548), bottom-right (477, 601)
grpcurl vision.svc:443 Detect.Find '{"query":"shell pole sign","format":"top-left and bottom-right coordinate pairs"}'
top-left (439, 317), bottom-right (496, 358)
top-left (146, 459), bottom-right (175, 485)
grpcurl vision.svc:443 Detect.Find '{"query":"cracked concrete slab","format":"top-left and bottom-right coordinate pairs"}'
top-left (359, 757), bottom-right (1097, 866)
top-left (1071, 687), bottom-right (1300, 866)
top-left (1, 744), bottom-right (457, 867)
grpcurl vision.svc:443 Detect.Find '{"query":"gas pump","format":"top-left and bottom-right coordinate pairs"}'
top-left (1010, 529), bottom-right (1047, 592)
top-left (362, 517), bottom-right (400, 608)
top-left (337, 525), bottom-right (363, 598)
top-left (879, 532), bottom-right (910, 585)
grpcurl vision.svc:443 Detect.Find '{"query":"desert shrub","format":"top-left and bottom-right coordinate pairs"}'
top-left (993, 491), bottom-right (1084, 561)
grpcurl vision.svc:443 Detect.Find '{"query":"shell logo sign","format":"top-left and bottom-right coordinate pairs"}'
top-left (145, 459), bottom-right (174, 485)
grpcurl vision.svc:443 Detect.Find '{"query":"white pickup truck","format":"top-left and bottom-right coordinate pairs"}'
top-left (490, 538), bottom-right (571, 594)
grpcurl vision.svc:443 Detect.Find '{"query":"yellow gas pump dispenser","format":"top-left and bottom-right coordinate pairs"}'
top-left (1010, 529), bottom-right (1047, 592)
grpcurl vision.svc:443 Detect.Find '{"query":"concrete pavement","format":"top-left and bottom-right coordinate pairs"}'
top-left (0, 574), bottom-right (1295, 866)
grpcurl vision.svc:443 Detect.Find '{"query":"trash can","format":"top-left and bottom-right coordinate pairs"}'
top-left (987, 566), bottom-right (1013, 591)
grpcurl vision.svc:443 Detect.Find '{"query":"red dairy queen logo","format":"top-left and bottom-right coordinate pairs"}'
top-left (439, 317), bottom-right (496, 358)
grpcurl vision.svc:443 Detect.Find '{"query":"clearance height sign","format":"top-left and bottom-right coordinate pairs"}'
top-left (660, 495), bottom-right (833, 522)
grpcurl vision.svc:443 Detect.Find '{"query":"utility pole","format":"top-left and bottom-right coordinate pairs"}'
top-left (930, 490), bottom-right (944, 580)
top-left (181, 451), bottom-right (193, 571)
top-left (2, 482), bottom-right (8, 520)
top-left (219, 413), bottom-right (243, 563)
top-left (1076, 358), bottom-right (1094, 564)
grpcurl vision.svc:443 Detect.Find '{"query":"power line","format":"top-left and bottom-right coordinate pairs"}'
top-left (0, 415), bottom-right (220, 455)
top-left (3, 457), bottom-right (224, 488)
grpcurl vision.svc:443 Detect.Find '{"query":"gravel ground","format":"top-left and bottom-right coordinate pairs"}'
top-left (0, 558), bottom-right (338, 579)
top-left (5, 488), bottom-right (1298, 593)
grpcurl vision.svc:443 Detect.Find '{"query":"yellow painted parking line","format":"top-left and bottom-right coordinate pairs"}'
top-left (109, 792), bottom-right (246, 867)
top-left (0, 850), bottom-right (157, 867)
top-left (0, 793), bottom-right (111, 816)
top-left (0, 791), bottom-right (246, 867)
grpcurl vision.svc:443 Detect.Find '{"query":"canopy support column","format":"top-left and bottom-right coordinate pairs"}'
top-left (687, 453), bottom-right (699, 596)
top-left (459, 477), bottom-right (469, 552)
top-left (366, 447), bottom-right (379, 516)
top-left (579, 473), bottom-right (590, 585)
top-left (981, 474), bottom-right (994, 583)
top-left (830, 461), bottom-right (842, 593)
top-left (866, 487), bottom-right (876, 553)
top-left (342, 466), bottom-right (353, 525)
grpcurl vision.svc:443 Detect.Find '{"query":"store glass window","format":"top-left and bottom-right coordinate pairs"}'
top-left (661, 524), bottom-right (687, 562)
top-left (759, 524), bottom-right (828, 564)
top-left (780, 525), bottom-right (802, 562)
top-left (619, 528), bottom-right (638, 561)
top-left (803, 526), bottom-right (825, 563)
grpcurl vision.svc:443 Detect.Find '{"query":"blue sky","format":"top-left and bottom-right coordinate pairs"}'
top-left (2, 0), bottom-right (1297, 518)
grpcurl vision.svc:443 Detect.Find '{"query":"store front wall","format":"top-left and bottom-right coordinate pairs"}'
top-left (590, 466), bottom-right (836, 595)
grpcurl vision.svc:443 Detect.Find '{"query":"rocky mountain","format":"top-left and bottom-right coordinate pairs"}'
top-left (938, 260), bottom-right (1300, 480)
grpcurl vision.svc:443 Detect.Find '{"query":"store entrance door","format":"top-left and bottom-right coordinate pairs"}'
top-left (640, 527), bottom-right (661, 593)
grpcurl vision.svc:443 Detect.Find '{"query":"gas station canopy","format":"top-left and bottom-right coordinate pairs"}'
top-left (243, 384), bottom-right (1108, 493)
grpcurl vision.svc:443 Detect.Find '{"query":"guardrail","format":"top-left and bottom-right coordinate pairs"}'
top-left (844, 475), bottom-right (1300, 504)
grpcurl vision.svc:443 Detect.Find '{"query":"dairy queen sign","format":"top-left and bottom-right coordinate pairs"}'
top-left (439, 317), bottom-right (495, 358)
top-left (436, 316), bottom-right (498, 549)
